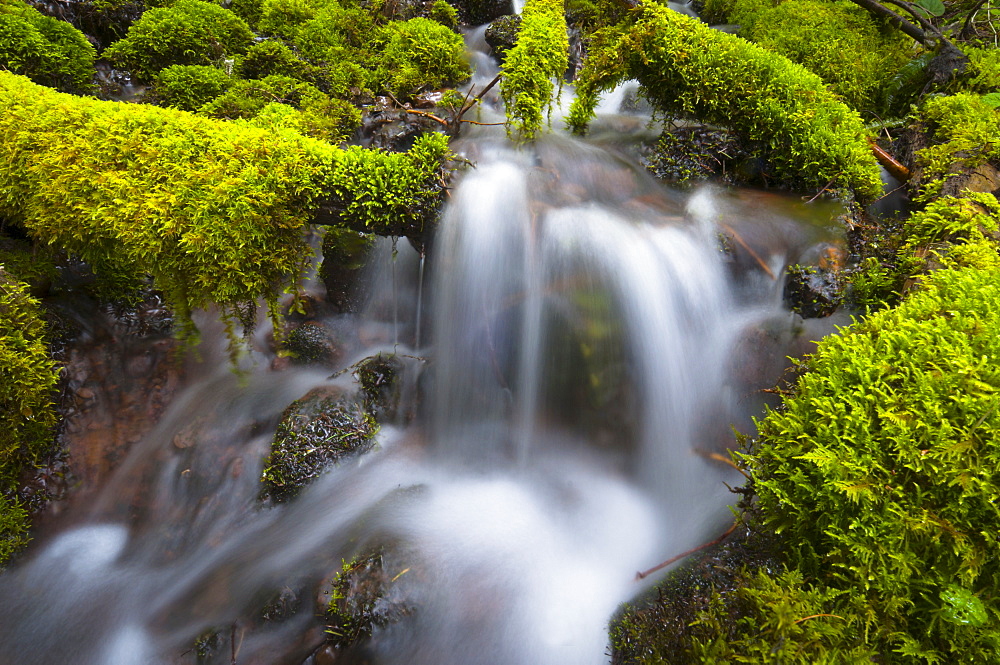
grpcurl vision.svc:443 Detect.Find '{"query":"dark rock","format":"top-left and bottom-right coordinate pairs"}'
top-left (783, 265), bottom-right (843, 318)
top-left (354, 353), bottom-right (405, 422)
top-left (320, 228), bottom-right (376, 314)
top-left (453, 0), bottom-right (513, 26)
top-left (320, 550), bottom-right (415, 657)
top-left (260, 386), bottom-right (378, 503)
top-left (642, 127), bottom-right (751, 187)
top-left (484, 15), bottom-right (521, 61)
top-left (282, 322), bottom-right (340, 366)
top-left (27, 0), bottom-right (144, 49)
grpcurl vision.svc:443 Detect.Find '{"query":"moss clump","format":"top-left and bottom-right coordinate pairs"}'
top-left (0, 72), bottom-right (449, 344)
top-left (151, 64), bottom-right (233, 112)
top-left (740, 0), bottom-right (910, 111)
top-left (321, 131), bottom-right (452, 237)
top-left (428, 0), bottom-right (458, 29)
top-left (372, 17), bottom-right (470, 96)
top-left (749, 264), bottom-right (1000, 661)
top-left (236, 38), bottom-right (321, 84)
top-left (102, 0), bottom-right (254, 81)
top-left (261, 387), bottom-right (377, 503)
top-left (0, 0), bottom-right (96, 93)
top-left (200, 75), bottom-right (361, 143)
top-left (568, 1), bottom-right (883, 200)
top-left (686, 569), bottom-right (876, 663)
top-left (499, 0), bottom-right (568, 140)
top-left (0, 269), bottom-right (59, 565)
top-left (961, 46), bottom-right (1000, 95)
top-left (913, 93), bottom-right (1000, 201)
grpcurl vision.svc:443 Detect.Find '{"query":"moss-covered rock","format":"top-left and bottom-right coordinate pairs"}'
top-left (911, 92), bottom-right (1000, 201)
top-left (484, 13), bottom-right (520, 60)
top-left (428, 0), bottom-right (458, 29)
top-left (749, 263), bottom-right (1000, 661)
top-left (739, 0), bottom-right (910, 111)
top-left (371, 17), bottom-right (470, 97)
top-left (151, 64), bottom-right (233, 112)
top-left (0, 0), bottom-right (96, 93)
top-left (314, 131), bottom-right (452, 241)
top-left (260, 386), bottom-right (377, 503)
top-left (499, 0), bottom-right (568, 140)
top-left (568, 1), bottom-right (883, 200)
top-left (102, 0), bottom-right (254, 81)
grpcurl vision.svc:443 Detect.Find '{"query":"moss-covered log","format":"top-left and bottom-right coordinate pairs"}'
top-left (0, 72), bottom-right (449, 339)
top-left (567, 1), bottom-right (883, 200)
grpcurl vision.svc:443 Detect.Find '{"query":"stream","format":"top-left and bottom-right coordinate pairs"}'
top-left (0, 35), bottom-right (852, 665)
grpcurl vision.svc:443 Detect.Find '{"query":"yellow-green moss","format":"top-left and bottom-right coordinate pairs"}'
top-left (499, 0), bottom-right (568, 140)
top-left (0, 269), bottom-right (58, 566)
top-left (152, 64), bottom-right (233, 112)
top-left (914, 93), bottom-right (1000, 201)
top-left (740, 0), bottom-right (911, 111)
top-left (0, 72), bottom-right (449, 342)
top-left (568, 1), bottom-right (883, 200)
top-left (372, 17), bottom-right (470, 96)
top-left (102, 0), bottom-right (255, 81)
top-left (750, 263), bottom-right (1000, 661)
top-left (0, 0), bottom-right (95, 93)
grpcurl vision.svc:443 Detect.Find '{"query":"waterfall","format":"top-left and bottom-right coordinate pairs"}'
top-left (0, 131), bottom-right (839, 665)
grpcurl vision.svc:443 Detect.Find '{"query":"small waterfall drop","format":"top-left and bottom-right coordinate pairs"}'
top-left (0, 130), bottom-right (839, 665)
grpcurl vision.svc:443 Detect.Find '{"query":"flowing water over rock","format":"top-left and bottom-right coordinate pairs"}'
top-left (0, 128), bottom-right (846, 664)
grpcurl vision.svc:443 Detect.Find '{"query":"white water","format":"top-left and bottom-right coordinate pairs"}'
top-left (0, 128), bottom-right (843, 664)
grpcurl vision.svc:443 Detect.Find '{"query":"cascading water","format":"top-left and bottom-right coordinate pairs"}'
top-left (0, 104), bottom-right (845, 664)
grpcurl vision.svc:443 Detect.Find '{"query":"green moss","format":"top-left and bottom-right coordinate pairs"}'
top-left (372, 17), bottom-right (469, 97)
top-left (687, 569), bottom-right (876, 664)
top-left (749, 264), bottom-right (1000, 661)
top-left (102, 0), bottom-right (254, 81)
top-left (200, 73), bottom-right (322, 117)
top-left (229, 0), bottom-right (265, 28)
top-left (236, 38), bottom-right (319, 84)
top-left (0, 269), bottom-right (58, 566)
top-left (0, 72), bottom-right (449, 344)
top-left (700, 0), bottom-right (778, 28)
top-left (499, 0), bottom-right (568, 140)
top-left (568, 1), bottom-right (883, 200)
top-left (914, 93), bottom-right (1000, 201)
top-left (0, 0), bottom-right (95, 93)
top-left (324, 131), bottom-right (451, 235)
top-left (740, 0), bottom-right (910, 111)
top-left (200, 74), bottom-right (360, 143)
top-left (152, 64), bottom-right (233, 112)
top-left (960, 45), bottom-right (1000, 94)
top-left (428, 0), bottom-right (458, 29)
top-left (904, 191), bottom-right (1000, 247)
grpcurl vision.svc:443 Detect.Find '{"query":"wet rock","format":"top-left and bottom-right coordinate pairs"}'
top-left (260, 386), bottom-right (378, 504)
top-left (354, 353), bottom-right (405, 422)
top-left (783, 264), bottom-right (843, 318)
top-left (642, 126), bottom-right (751, 187)
top-left (28, 0), bottom-right (143, 49)
top-left (320, 550), bottom-right (415, 658)
top-left (320, 227), bottom-right (377, 314)
top-left (484, 15), bottom-right (521, 61)
top-left (282, 322), bottom-right (340, 366)
top-left (453, 0), bottom-right (513, 26)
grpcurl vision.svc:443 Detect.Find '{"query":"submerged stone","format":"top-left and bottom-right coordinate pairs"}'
top-left (783, 264), bottom-right (843, 318)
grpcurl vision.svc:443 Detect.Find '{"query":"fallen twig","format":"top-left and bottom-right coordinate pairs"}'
top-left (636, 520), bottom-right (739, 580)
